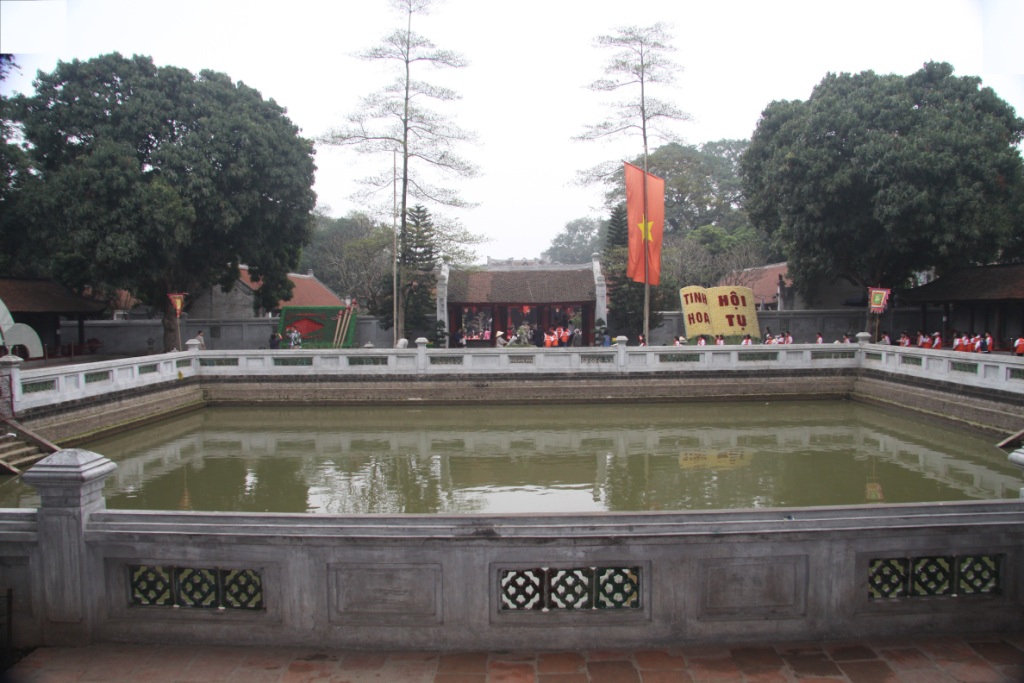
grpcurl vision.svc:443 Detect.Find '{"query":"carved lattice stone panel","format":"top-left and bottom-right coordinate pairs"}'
top-left (868, 554), bottom-right (1002, 600)
top-left (958, 556), bottom-right (1000, 595)
top-left (549, 569), bottom-right (592, 609)
top-left (911, 556), bottom-right (952, 597)
top-left (128, 565), bottom-right (264, 611)
top-left (177, 568), bottom-right (219, 608)
top-left (500, 566), bottom-right (640, 611)
top-left (129, 565), bottom-right (174, 606)
top-left (500, 568), bottom-right (545, 610)
top-left (596, 567), bottom-right (640, 609)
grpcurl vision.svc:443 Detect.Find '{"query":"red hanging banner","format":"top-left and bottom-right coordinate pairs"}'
top-left (868, 287), bottom-right (890, 314)
top-left (168, 293), bottom-right (186, 318)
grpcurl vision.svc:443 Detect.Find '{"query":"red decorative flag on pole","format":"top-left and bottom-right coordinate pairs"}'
top-left (167, 293), bottom-right (186, 318)
top-left (868, 287), bottom-right (890, 314)
top-left (624, 162), bottom-right (665, 285)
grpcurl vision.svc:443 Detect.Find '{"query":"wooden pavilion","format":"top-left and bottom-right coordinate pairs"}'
top-left (437, 259), bottom-right (606, 347)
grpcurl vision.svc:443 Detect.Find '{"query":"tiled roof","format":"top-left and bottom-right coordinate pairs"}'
top-left (901, 263), bottom-right (1024, 303)
top-left (0, 278), bottom-right (108, 314)
top-left (719, 262), bottom-right (789, 305)
top-left (238, 267), bottom-right (344, 308)
top-left (447, 264), bottom-right (596, 304)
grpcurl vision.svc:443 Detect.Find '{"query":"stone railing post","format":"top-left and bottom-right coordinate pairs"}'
top-left (1009, 448), bottom-right (1024, 499)
top-left (21, 449), bottom-right (117, 645)
top-left (415, 337), bottom-right (430, 373)
top-left (856, 332), bottom-right (872, 344)
top-left (0, 353), bottom-right (23, 419)
top-left (615, 336), bottom-right (629, 369)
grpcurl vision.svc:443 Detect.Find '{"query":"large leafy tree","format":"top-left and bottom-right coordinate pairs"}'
top-left (9, 53), bottom-right (316, 350)
top-left (742, 62), bottom-right (1024, 297)
top-left (608, 141), bottom-right (751, 235)
top-left (318, 0), bottom-right (479, 342)
top-left (299, 211), bottom-right (393, 312)
top-left (542, 217), bottom-right (606, 263)
top-left (0, 54), bottom-right (42, 278)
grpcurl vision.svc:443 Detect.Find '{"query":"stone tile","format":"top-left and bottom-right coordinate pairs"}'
top-left (340, 652), bottom-right (388, 670)
top-left (585, 650), bottom-right (636, 662)
top-left (433, 675), bottom-right (488, 683)
top-left (915, 637), bottom-right (977, 660)
top-left (683, 656), bottom-right (742, 681)
top-left (999, 664), bottom-right (1024, 681)
top-left (588, 659), bottom-right (643, 683)
top-left (538, 674), bottom-right (589, 683)
top-left (634, 651), bottom-right (686, 670)
top-left (896, 670), bottom-right (960, 683)
top-left (5, 668), bottom-right (89, 683)
top-left (128, 664), bottom-right (197, 683)
top-left (638, 670), bottom-right (694, 683)
top-left (773, 641), bottom-right (825, 656)
top-left (934, 656), bottom-right (1007, 683)
top-left (967, 640), bottom-right (1024, 666)
top-left (240, 647), bottom-right (306, 671)
top-left (877, 646), bottom-right (934, 670)
top-left (676, 646), bottom-right (733, 660)
top-left (489, 651), bottom-right (536, 662)
top-left (778, 652), bottom-right (841, 678)
top-left (486, 660), bottom-right (536, 683)
top-left (726, 646), bottom-right (784, 672)
top-left (536, 652), bottom-right (585, 673)
top-left (836, 659), bottom-right (899, 683)
top-left (740, 671), bottom-right (790, 683)
top-left (437, 653), bottom-right (490, 674)
top-left (225, 669), bottom-right (284, 683)
top-left (826, 644), bottom-right (878, 662)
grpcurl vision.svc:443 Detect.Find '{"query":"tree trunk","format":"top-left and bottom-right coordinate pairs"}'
top-left (162, 301), bottom-right (180, 352)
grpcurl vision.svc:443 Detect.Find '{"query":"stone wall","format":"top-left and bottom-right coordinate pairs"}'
top-left (2, 460), bottom-right (1022, 650)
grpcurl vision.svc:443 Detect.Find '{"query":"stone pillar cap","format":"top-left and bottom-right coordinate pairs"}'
top-left (22, 449), bottom-right (117, 486)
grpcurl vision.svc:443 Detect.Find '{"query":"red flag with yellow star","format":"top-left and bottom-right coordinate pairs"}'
top-left (624, 162), bottom-right (665, 285)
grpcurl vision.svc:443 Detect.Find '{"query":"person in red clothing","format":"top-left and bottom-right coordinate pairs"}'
top-left (931, 332), bottom-right (942, 350)
top-left (1014, 335), bottom-right (1024, 357)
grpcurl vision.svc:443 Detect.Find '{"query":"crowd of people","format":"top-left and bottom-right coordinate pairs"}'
top-left (888, 329), bottom-right (1023, 355)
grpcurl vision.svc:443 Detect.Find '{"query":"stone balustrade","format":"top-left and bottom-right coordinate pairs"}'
top-left (8, 343), bottom-right (1022, 416)
top-left (0, 449), bottom-right (1021, 650)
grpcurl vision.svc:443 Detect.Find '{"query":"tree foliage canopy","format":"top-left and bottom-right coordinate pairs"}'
top-left (300, 211), bottom-right (393, 312)
top-left (542, 217), bottom-right (606, 264)
top-left (741, 61), bottom-right (1024, 295)
top-left (601, 204), bottom-right (665, 338)
top-left (5, 52), bottom-right (317, 348)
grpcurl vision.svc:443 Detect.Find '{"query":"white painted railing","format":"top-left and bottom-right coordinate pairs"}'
top-left (8, 343), bottom-right (1023, 414)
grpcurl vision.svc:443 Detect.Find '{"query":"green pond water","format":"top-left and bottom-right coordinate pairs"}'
top-left (1, 401), bottom-right (1020, 514)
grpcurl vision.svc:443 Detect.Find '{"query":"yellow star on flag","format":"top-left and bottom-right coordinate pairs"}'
top-left (636, 217), bottom-right (653, 242)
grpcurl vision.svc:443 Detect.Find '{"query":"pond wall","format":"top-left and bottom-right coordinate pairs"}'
top-left (1, 450), bottom-right (1022, 650)
top-left (1, 343), bottom-right (1023, 650)
top-left (6, 342), bottom-right (1024, 444)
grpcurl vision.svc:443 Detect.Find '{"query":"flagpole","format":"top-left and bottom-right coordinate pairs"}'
top-left (641, 153), bottom-right (650, 344)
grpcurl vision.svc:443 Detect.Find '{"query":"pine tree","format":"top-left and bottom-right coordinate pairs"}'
top-left (374, 205), bottom-right (438, 337)
top-left (602, 204), bottom-right (663, 340)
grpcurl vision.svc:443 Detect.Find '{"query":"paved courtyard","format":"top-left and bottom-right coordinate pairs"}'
top-left (4, 631), bottom-right (1023, 682)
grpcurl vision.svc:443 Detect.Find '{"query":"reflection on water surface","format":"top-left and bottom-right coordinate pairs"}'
top-left (1, 401), bottom-right (1019, 514)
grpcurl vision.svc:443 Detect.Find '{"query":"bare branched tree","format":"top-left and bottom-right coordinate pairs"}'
top-left (318, 0), bottom-right (479, 341)
top-left (575, 22), bottom-right (691, 339)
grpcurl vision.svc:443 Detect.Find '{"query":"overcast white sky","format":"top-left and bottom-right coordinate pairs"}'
top-left (2, 0), bottom-right (1023, 262)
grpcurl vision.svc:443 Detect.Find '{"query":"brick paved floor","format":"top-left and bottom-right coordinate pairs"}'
top-left (4, 632), bottom-right (1022, 682)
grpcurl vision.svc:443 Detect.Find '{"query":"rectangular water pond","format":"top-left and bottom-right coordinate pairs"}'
top-left (1, 400), bottom-right (1020, 513)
